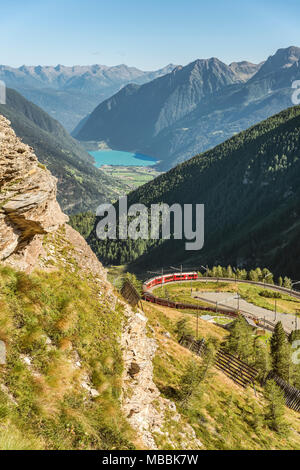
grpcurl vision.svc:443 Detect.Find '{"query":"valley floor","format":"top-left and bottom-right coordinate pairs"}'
top-left (100, 165), bottom-right (162, 191)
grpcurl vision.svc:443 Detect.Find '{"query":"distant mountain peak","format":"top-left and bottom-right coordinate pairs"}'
top-left (75, 55), bottom-right (238, 142)
top-left (253, 46), bottom-right (300, 79)
top-left (229, 60), bottom-right (263, 82)
top-left (0, 63), bottom-right (176, 130)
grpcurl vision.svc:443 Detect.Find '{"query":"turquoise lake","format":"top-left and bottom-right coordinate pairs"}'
top-left (89, 150), bottom-right (157, 167)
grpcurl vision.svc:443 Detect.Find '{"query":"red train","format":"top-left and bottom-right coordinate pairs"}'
top-left (142, 271), bottom-right (240, 317)
top-left (144, 272), bottom-right (198, 290)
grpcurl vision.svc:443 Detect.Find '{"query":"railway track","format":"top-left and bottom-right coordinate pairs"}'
top-left (143, 273), bottom-right (299, 334)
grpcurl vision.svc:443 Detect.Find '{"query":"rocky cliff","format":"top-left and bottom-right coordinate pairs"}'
top-left (0, 115), bottom-right (68, 272)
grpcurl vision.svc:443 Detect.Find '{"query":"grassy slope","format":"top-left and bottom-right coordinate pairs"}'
top-left (0, 229), bottom-right (136, 450)
top-left (143, 302), bottom-right (300, 450)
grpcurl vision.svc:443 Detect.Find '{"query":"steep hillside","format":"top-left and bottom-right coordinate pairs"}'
top-left (0, 64), bottom-right (176, 131)
top-left (142, 302), bottom-right (300, 450)
top-left (0, 115), bottom-right (203, 450)
top-left (0, 88), bottom-right (128, 214)
top-left (75, 47), bottom-right (300, 170)
top-left (87, 105), bottom-right (300, 278)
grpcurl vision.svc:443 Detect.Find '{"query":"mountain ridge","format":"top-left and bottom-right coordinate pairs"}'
top-left (75, 56), bottom-right (239, 145)
top-left (0, 63), bottom-right (176, 130)
top-left (74, 47), bottom-right (300, 170)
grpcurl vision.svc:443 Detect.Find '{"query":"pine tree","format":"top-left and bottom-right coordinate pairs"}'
top-left (278, 276), bottom-right (283, 287)
top-left (239, 269), bottom-right (248, 280)
top-left (288, 329), bottom-right (300, 344)
top-left (226, 316), bottom-right (254, 362)
top-left (175, 317), bottom-right (192, 340)
top-left (179, 341), bottom-right (215, 408)
top-left (264, 380), bottom-right (288, 435)
top-left (226, 265), bottom-right (233, 278)
top-left (123, 272), bottom-right (143, 295)
top-left (216, 265), bottom-right (223, 278)
top-left (262, 268), bottom-right (274, 284)
top-left (283, 276), bottom-right (292, 289)
top-left (254, 338), bottom-right (272, 382)
top-left (270, 322), bottom-right (290, 381)
top-left (212, 266), bottom-right (218, 277)
top-left (289, 330), bottom-right (300, 388)
top-left (255, 267), bottom-right (263, 281)
top-left (249, 270), bottom-right (259, 282)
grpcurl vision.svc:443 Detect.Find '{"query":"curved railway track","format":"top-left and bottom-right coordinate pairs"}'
top-left (143, 273), bottom-right (300, 333)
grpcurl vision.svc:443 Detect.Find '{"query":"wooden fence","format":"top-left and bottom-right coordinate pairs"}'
top-left (179, 335), bottom-right (206, 356)
top-left (179, 335), bottom-right (258, 388)
top-left (179, 335), bottom-right (300, 412)
top-left (267, 372), bottom-right (300, 412)
top-left (121, 280), bottom-right (141, 308)
top-left (215, 349), bottom-right (258, 388)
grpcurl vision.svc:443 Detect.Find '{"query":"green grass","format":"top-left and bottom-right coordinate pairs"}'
top-left (107, 265), bottom-right (129, 288)
top-left (153, 282), bottom-right (220, 308)
top-left (238, 284), bottom-right (300, 315)
top-left (101, 166), bottom-right (162, 191)
top-left (0, 234), bottom-right (136, 450)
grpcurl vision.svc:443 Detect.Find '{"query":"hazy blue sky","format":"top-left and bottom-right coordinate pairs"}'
top-left (2, 0), bottom-right (300, 69)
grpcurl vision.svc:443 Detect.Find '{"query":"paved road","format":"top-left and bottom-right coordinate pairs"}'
top-left (192, 291), bottom-right (298, 334)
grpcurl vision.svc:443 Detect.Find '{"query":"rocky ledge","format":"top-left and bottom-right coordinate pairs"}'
top-left (0, 115), bottom-right (67, 271)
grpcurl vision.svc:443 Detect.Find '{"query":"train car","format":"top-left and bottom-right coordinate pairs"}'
top-left (173, 272), bottom-right (198, 282)
top-left (163, 274), bottom-right (175, 283)
top-left (147, 272), bottom-right (198, 287)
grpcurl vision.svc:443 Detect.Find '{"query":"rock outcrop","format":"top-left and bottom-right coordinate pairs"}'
top-left (0, 115), bottom-right (67, 271)
top-left (121, 305), bottom-right (203, 450)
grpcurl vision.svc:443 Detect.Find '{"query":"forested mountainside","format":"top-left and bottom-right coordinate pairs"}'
top-left (0, 88), bottom-right (128, 214)
top-left (0, 64), bottom-right (176, 131)
top-left (75, 47), bottom-right (300, 170)
top-left (87, 105), bottom-right (300, 278)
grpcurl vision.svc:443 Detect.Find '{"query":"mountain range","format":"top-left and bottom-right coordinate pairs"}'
top-left (86, 104), bottom-right (300, 279)
top-left (74, 47), bottom-right (300, 170)
top-left (0, 63), bottom-right (176, 131)
top-left (0, 88), bottom-right (127, 213)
